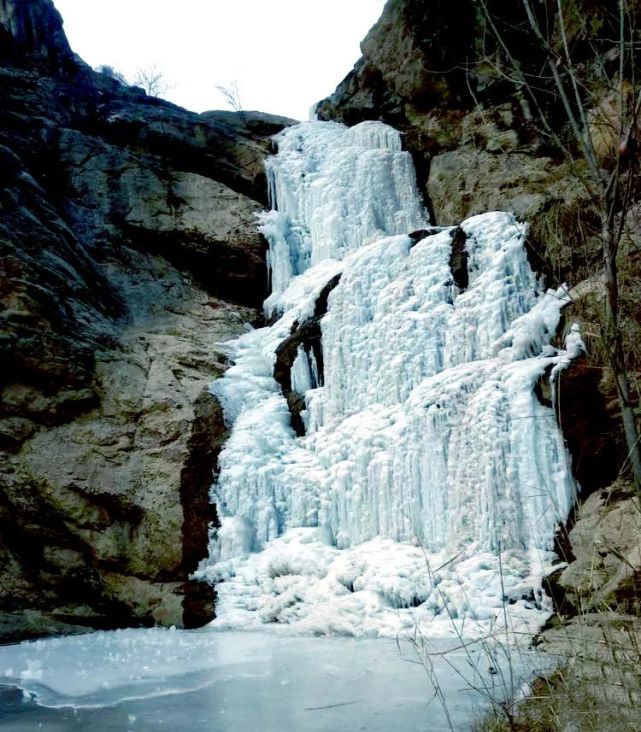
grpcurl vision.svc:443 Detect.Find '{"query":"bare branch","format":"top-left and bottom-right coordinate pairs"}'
top-left (133, 65), bottom-right (170, 98)
top-left (216, 81), bottom-right (247, 123)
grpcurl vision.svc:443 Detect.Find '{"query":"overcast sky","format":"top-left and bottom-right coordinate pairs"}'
top-left (53, 0), bottom-right (386, 121)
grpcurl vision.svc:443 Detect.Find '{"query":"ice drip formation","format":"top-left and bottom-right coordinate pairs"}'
top-left (195, 120), bottom-right (582, 637)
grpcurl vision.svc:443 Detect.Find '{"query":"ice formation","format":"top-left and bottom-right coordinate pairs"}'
top-left (0, 629), bottom-right (542, 731)
top-left (261, 120), bottom-right (426, 314)
top-left (196, 120), bottom-right (579, 638)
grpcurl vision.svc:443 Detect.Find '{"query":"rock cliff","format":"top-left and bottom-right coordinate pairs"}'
top-left (0, 0), bottom-right (294, 641)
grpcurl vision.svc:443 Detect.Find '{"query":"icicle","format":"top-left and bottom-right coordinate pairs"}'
top-left (290, 346), bottom-right (315, 394)
top-left (308, 350), bottom-right (321, 388)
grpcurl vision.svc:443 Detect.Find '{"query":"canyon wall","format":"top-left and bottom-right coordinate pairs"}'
top-left (0, 0), bottom-right (294, 641)
top-left (1, 0), bottom-right (639, 644)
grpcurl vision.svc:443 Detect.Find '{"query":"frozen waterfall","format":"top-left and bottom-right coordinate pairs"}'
top-left (195, 120), bottom-right (579, 638)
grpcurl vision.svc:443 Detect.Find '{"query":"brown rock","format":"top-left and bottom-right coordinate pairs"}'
top-left (555, 483), bottom-right (641, 614)
top-left (273, 274), bottom-right (341, 436)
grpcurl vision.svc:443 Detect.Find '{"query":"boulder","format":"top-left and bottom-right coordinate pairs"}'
top-left (554, 482), bottom-right (641, 614)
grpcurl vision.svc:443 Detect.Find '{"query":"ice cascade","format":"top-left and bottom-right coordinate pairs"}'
top-left (196, 120), bottom-right (579, 638)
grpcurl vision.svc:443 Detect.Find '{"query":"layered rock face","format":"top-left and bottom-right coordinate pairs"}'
top-left (317, 0), bottom-right (641, 632)
top-left (0, 0), bottom-right (294, 641)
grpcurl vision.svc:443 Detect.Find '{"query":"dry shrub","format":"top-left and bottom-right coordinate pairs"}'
top-left (527, 192), bottom-right (601, 287)
top-left (475, 618), bottom-right (641, 732)
top-left (587, 81), bottom-right (638, 165)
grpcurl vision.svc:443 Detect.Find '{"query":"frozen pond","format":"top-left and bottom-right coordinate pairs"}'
top-left (0, 629), bottom-right (543, 731)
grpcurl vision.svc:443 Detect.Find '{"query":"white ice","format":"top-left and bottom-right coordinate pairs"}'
top-left (197, 120), bottom-right (580, 641)
top-left (261, 119), bottom-right (427, 312)
top-left (0, 629), bottom-right (547, 731)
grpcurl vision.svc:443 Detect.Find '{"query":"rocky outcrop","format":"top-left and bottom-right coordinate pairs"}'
top-left (273, 274), bottom-right (341, 436)
top-left (534, 479), bottom-right (641, 729)
top-left (0, 0), bottom-right (293, 641)
top-left (1, 281), bottom-right (253, 639)
top-left (315, 0), bottom-right (478, 126)
top-left (553, 481), bottom-right (641, 615)
top-left (0, 0), bottom-right (74, 70)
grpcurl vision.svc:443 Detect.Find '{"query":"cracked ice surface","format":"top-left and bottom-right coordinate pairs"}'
top-left (196, 121), bottom-right (579, 639)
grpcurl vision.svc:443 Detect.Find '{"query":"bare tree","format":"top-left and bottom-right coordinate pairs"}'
top-left (133, 65), bottom-right (170, 97)
top-left (475, 0), bottom-right (641, 491)
top-left (216, 80), bottom-right (247, 123)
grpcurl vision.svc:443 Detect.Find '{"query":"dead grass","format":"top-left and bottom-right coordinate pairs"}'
top-left (476, 654), bottom-right (641, 732)
top-left (475, 488), bottom-right (641, 732)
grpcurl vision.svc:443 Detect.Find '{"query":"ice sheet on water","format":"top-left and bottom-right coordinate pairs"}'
top-left (199, 121), bottom-right (581, 640)
top-left (0, 628), bottom-right (548, 732)
top-left (0, 627), bottom-right (272, 708)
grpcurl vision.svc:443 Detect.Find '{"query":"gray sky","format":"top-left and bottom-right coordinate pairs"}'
top-left (53, 0), bottom-right (386, 121)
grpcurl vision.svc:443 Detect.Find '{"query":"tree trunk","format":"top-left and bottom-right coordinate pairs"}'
top-left (602, 215), bottom-right (641, 492)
